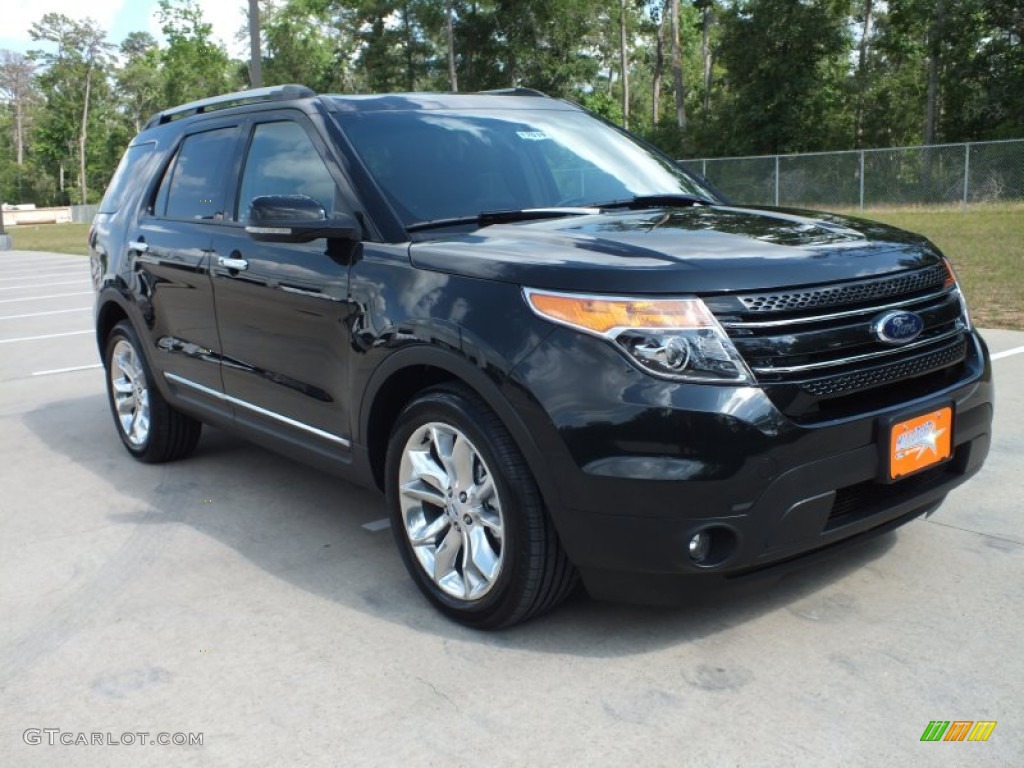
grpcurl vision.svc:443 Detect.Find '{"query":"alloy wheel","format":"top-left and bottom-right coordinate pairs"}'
top-left (109, 339), bottom-right (151, 447)
top-left (397, 422), bottom-right (505, 601)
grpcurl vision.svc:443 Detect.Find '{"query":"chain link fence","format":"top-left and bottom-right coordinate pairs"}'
top-left (681, 139), bottom-right (1024, 209)
top-left (70, 204), bottom-right (100, 224)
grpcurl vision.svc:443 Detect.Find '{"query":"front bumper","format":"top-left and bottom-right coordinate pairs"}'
top-left (507, 329), bottom-right (993, 604)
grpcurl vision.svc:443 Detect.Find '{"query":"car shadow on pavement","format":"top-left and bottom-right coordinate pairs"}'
top-left (25, 392), bottom-right (898, 657)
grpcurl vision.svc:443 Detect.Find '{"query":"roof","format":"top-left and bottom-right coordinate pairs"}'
top-left (143, 85), bottom-right (576, 130)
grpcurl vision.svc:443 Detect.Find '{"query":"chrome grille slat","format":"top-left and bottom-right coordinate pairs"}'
top-left (749, 327), bottom-right (964, 375)
top-left (735, 293), bottom-right (962, 361)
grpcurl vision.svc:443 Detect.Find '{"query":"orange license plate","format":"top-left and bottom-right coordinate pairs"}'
top-left (888, 406), bottom-right (953, 481)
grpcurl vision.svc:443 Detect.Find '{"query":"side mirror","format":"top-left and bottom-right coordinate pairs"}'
top-left (245, 195), bottom-right (360, 243)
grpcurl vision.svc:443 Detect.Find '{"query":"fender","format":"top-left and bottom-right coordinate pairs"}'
top-left (357, 344), bottom-right (565, 512)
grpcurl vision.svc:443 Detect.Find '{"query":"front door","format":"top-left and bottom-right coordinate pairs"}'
top-left (209, 117), bottom-right (356, 453)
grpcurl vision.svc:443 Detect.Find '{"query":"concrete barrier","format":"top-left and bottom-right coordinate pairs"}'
top-left (1, 207), bottom-right (74, 226)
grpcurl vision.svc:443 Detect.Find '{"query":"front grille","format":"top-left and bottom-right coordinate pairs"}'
top-left (706, 265), bottom-right (971, 419)
top-left (738, 264), bottom-right (948, 313)
top-left (799, 338), bottom-right (966, 398)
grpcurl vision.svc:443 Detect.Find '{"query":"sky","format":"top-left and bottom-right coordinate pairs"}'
top-left (1, 0), bottom-right (251, 58)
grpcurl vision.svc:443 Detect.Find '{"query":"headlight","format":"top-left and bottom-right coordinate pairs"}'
top-left (524, 288), bottom-right (753, 384)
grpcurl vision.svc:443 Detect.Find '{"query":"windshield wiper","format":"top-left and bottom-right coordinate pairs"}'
top-left (591, 194), bottom-right (715, 210)
top-left (406, 207), bottom-right (600, 233)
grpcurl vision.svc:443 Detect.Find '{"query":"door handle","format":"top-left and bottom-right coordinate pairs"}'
top-left (218, 256), bottom-right (248, 271)
top-left (128, 240), bottom-right (149, 253)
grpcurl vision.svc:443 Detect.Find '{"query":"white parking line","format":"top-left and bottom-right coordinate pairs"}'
top-left (362, 519), bottom-right (391, 532)
top-left (0, 330), bottom-right (92, 344)
top-left (0, 279), bottom-right (91, 291)
top-left (0, 273), bottom-right (90, 285)
top-left (0, 256), bottom-right (88, 266)
top-left (0, 268), bottom-right (90, 280)
top-left (31, 363), bottom-right (103, 377)
top-left (0, 270), bottom-right (89, 282)
top-left (992, 345), bottom-right (1024, 361)
top-left (0, 291), bottom-right (93, 304)
top-left (0, 307), bottom-right (91, 321)
top-left (0, 258), bottom-right (86, 268)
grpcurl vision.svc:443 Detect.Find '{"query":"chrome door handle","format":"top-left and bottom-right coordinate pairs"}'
top-left (128, 241), bottom-right (149, 253)
top-left (218, 256), bottom-right (248, 271)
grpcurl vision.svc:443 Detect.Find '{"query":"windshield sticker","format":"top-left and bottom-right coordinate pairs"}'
top-left (516, 131), bottom-right (552, 141)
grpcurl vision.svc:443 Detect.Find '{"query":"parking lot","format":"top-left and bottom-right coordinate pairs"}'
top-left (1, 248), bottom-right (1021, 767)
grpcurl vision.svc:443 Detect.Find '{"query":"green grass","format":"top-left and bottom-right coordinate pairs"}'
top-left (6, 204), bottom-right (1021, 329)
top-left (6, 223), bottom-right (91, 256)
top-left (851, 204), bottom-right (1024, 330)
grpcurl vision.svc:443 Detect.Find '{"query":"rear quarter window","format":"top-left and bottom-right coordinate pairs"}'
top-left (97, 142), bottom-right (158, 214)
top-left (153, 127), bottom-right (237, 220)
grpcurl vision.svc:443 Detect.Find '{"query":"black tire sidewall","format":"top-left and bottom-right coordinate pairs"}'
top-left (385, 389), bottom-right (536, 625)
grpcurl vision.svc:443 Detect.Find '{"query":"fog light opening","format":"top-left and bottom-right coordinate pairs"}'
top-left (686, 526), bottom-right (738, 567)
top-left (688, 531), bottom-right (712, 563)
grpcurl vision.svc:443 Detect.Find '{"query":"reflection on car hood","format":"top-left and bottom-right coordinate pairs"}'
top-left (408, 205), bottom-right (943, 294)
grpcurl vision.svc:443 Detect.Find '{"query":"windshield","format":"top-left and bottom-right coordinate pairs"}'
top-left (334, 107), bottom-right (717, 228)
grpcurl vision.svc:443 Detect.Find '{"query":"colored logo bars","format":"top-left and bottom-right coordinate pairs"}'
top-left (920, 721), bottom-right (997, 742)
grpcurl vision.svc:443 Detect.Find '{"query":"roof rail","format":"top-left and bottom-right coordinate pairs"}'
top-left (143, 84), bottom-right (316, 130)
top-left (478, 87), bottom-right (549, 98)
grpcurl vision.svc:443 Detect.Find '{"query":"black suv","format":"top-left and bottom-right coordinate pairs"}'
top-left (90, 85), bottom-right (993, 628)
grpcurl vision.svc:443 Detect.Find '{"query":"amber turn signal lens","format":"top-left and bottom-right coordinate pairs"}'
top-left (526, 292), bottom-right (715, 334)
top-left (942, 258), bottom-right (957, 288)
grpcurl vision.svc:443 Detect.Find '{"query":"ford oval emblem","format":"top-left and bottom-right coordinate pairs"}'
top-left (873, 311), bottom-right (924, 345)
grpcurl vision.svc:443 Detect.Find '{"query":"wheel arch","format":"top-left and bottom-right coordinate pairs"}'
top-left (94, 292), bottom-right (177, 404)
top-left (359, 347), bottom-right (560, 511)
top-left (95, 291), bottom-right (133, 356)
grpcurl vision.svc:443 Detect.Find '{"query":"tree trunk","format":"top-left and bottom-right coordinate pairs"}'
top-left (1, 54), bottom-right (33, 167)
top-left (403, 4), bottom-right (415, 91)
top-left (248, 0), bottom-right (263, 88)
top-left (670, 0), bottom-right (686, 131)
top-left (15, 99), bottom-right (24, 165)
top-left (854, 0), bottom-right (873, 147)
top-left (465, 2), bottom-right (477, 87)
top-left (619, 0), bottom-right (630, 129)
top-left (652, 6), bottom-right (666, 126)
top-left (79, 66), bottom-right (92, 206)
top-left (924, 0), bottom-right (945, 145)
top-left (446, 0), bottom-right (458, 92)
top-left (701, 2), bottom-right (712, 113)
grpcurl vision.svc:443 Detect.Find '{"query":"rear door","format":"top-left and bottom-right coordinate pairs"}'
top-left (208, 114), bottom-right (356, 454)
top-left (131, 122), bottom-right (241, 401)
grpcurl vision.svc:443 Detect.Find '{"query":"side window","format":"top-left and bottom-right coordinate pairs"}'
top-left (236, 121), bottom-right (337, 221)
top-left (153, 127), bottom-right (236, 220)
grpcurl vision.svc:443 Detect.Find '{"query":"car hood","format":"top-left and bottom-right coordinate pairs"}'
top-left (408, 205), bottom-right (944, 294)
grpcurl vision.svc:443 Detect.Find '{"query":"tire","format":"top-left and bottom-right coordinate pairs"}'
top-left (385, 384), bottom-right (578, 629)
top-left (104, 320), bottom-right (202, 463)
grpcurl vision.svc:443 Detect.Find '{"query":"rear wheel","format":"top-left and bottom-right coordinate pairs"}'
top-left (385, 385), bottom-right (577, 628)
top-left (104, 320), bottom-right (201, 463)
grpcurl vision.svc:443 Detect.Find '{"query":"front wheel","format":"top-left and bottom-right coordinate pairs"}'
top-left (385, 385), bottom-right (577, 628)
top-left (104, 320), bottom-right (201, 463)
